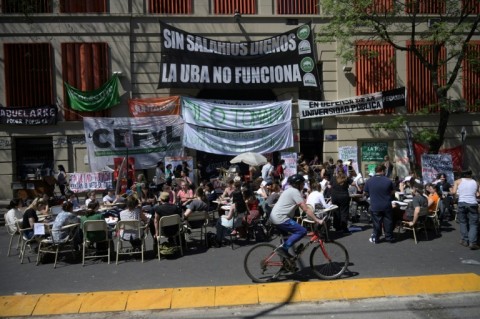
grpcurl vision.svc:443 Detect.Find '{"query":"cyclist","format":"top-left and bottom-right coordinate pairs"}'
top-left (269, 174), bottom-right (324, 260)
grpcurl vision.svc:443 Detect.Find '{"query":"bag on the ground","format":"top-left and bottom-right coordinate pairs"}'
top-left (159, 242), bottom-right (178, 255)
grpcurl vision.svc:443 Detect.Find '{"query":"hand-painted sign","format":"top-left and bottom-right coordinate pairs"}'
top-left (128, 96), bottom-right (181, 117)
top-left (182, 97), bottom-right (291, 129)
top-left (83, 116), bottom-right (184, 172)
top-left (0, 105), bottom-right (57, 125)
top-left (361, 142), bottom-right (388, 162)
top-left (183, 122), bottom-right (293, 155)
top-left (158, 22), bottom-right (320, 89)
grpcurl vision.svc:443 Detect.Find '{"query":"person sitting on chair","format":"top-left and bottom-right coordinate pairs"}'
top-left (397, 182), bottom-right (428, 227)
top-left (154, 192), bottom-right (183, 253)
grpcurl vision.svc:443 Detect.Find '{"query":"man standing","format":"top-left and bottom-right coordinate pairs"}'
top-left (452, 170), bottom-right (479, 250)
top-left (261, 158), bottom-right (274, 183)
top-left (154, 161), bottom-right (166, 192)
top-left (364, 165), bottom-right (395, 244)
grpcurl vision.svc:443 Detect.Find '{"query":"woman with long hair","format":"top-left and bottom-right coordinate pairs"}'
top-left (330, 170), bottom-right (352, 233)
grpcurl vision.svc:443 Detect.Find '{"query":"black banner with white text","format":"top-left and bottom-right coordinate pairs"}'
top-left (158, 22), bottom-right (320, 89)
top-left (0, 105), bottom-right (57, 125)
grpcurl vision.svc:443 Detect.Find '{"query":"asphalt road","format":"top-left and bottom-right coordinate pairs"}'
top-left (1, 217), bottom-right (479, 296)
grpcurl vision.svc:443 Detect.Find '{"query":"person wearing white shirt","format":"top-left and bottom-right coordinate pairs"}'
top-left (5, 199), bottom-right (23, 233)
top-left (307, 182), bottom-right (331, 210)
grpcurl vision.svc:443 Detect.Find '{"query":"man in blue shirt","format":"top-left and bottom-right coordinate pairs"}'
top-left (364, 165), bottom-right (395, 244)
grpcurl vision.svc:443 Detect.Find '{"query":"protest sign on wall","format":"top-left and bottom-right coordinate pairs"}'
top-left (280, 152), bottom-right (298, 178)
top-left (361, 142), bottom-right (388, 162)
top-left (338, 146), bottom-right (359, 173)
top-left (421, 154), bottom-right (454, 184)
top-left (69, 171), bottom-right (113, 193)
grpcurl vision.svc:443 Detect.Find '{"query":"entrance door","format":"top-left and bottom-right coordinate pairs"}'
top-left (15, 137), bottom-right (54, 180)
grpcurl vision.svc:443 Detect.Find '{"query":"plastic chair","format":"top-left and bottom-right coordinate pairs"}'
top-left (157, 215), bottom-right (184, 260)
top-left (82, 220), bottom-right (111, 266)
top-left (36, 223), bottom-right (79, 268)
top-left (114, 220), bottom-right (146, 264)
top-left (5, 222), bottom-right (21, 257)
top-left (184, 211), bottom-right (209, 247)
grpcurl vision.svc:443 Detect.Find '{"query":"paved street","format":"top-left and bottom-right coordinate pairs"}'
top-left (1, 217), bottom-right (479, 296)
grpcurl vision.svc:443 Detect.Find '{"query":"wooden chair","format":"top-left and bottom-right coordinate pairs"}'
top-left (82, 220), bottom-right (111, 266)
top-left (114, 220), bottom-right (147, 264)
top-left (400, 214), bottom-right (428, 244)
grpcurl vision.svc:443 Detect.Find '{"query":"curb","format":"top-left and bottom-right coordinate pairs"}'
top-left (0, 273), bottom-right (479, 317)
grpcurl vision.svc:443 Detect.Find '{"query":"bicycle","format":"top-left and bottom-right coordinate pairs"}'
top-left (243, 209), bottom-right (349, 283)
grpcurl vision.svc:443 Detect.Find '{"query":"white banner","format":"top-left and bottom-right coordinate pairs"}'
top-left (183, 122), bottom-right (293, 155)
top-left (84, 116), bottom-right (184, 172)
top-left (182, 97), bottom-right (292, 130)
top-left (69, 171), bottom-right (113, 193)
top-left (280, 152), bottom-right (298, 177)
top-left (421, 154), bottom-right (454, 185)
top-left (299, 91), bottom-right (384, 119)
top-left (338, 146), bottom-right (359, 173)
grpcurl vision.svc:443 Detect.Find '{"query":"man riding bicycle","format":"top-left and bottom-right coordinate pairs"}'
top-left (269, 174), bottom-right (324, 260)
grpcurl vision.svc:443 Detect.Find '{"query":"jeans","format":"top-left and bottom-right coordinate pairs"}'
top-left (370, 209), bottom-right (394, 241)
top-left (457, 202), bottom-right (479, 245)
top-left (275, 219), bottom-right (307, 250)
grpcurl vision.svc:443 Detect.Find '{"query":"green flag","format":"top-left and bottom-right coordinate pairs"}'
top-left (65, 75), bottom-right (120, 112)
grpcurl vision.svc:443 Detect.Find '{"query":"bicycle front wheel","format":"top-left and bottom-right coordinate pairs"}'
top-left (244, 243), bottom-right (283, 283)
top-left (310, 241), bottom-right (349, 280)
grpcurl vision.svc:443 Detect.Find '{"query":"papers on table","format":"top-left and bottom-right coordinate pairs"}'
top-left (392, 201), bottom-right (408, 206)
top-left (34, 223), bottom-right (45, 235)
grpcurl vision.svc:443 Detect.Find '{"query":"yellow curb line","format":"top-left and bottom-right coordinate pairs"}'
top-left (0, 273), bottom-right (479, 317)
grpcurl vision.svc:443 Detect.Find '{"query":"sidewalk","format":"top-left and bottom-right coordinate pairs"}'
top-left (1, 273), bottom-right (479, 317)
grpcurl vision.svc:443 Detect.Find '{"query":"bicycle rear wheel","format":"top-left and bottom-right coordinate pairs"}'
top-left (244, 243), bottom-right (283, 283)
top-left (310, 241), bottom-right (349, 280)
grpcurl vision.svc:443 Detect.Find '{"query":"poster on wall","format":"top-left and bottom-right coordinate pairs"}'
top-left (338, 146), bottom-right (359, 173)
top-left (69, 172), bottom-right (113, 193)
top-left (83, 116), bottom-right (184, 172)
top-left (165, 156), bottom-right (194, 185)
top-left (361, 142), bottom-right (388, 162)
top-left (280, 152), bottom-right (298, 178)
top-left (158, 22), bottom-right (320, 89)
top-left (421, 154), bottom-right (454, 185)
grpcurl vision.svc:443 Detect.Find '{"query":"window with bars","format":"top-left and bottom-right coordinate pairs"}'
top-left (354, 0), bottom-right (393, 14)
top-left (148, 0), bottom-right (192, 14)
top-left (61, 43), bottom-right (110, 120)
top-left (463, 41), bottom-right (480, 111)
top-left (406, 42), bottom-right (446, 113)
top-left (462, 0), bottom-right (480, 14)
top-left (1, 0), bottom-right (52, 13)
top-left (276, 0), bottom-right (318, 14)
top-left (4, 43), bottom-right (54, 107)
top-left (405, 0), bottom-right (445, 14)
top-left (214, 0), bottom-right (256, 14)
top-left (60, 0), bottom-right (107, 13)
top-left (355, 41), bottom-right (396, 114)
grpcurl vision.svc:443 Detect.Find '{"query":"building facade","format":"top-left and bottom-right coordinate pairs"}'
top-left (0, 0), bottom-right (479, 200)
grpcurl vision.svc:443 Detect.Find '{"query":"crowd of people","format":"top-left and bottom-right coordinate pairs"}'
top-left (5, 153), bottom-right (479, 265)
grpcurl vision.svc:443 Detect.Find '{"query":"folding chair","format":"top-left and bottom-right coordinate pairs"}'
top-left (157, 215), bottom-right (184, 260)
top-left (17, 221), bottom-right (41, 264)
top-left (5, 222), bottom-right (21, 257)
top-left (115, 220), bottom-right (146, 264)
top-left (82, 220), bottom-right (111, 265)
top-left (184, 211), bottom-right (209, 248)
top-left (36, 223), bottom-right (79, 268)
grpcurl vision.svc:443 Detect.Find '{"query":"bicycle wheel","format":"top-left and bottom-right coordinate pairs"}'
top-left (244, 243), bottom-right (283, 283)
top-left (310, 241), bottom-right (349, 280)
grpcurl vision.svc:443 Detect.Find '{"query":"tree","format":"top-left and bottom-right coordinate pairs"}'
top-left (318, 0), bottom-right (480, 153)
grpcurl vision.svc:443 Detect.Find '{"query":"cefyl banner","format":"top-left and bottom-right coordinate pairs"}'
top-left (158, 22), bottom-right (320, 89)
top-left (183, 122), bottom-right (293, 155)
top-left (0, 105), bottom-right (57, 125)
top-left (182, 97), bottom-right (291, 129)
top-left (84, 116), bottom-right (184, 172)
top-left (128, 96), bottom-right (181, 117)
top-left (299, 87), bottom-right (405, 119)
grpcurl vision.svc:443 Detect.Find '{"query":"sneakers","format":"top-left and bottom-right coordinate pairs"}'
top-left (274, 246), bottom-right (294, 259)
top-left (469, 244), bottom-right (480, 250)
top-left (369, 235), bottom-right (376, 244)
top-left (460, 240), bottom-right (469, 247)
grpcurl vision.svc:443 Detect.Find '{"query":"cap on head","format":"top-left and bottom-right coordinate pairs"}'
top-left (159, 192), bottom-right (170, 201)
